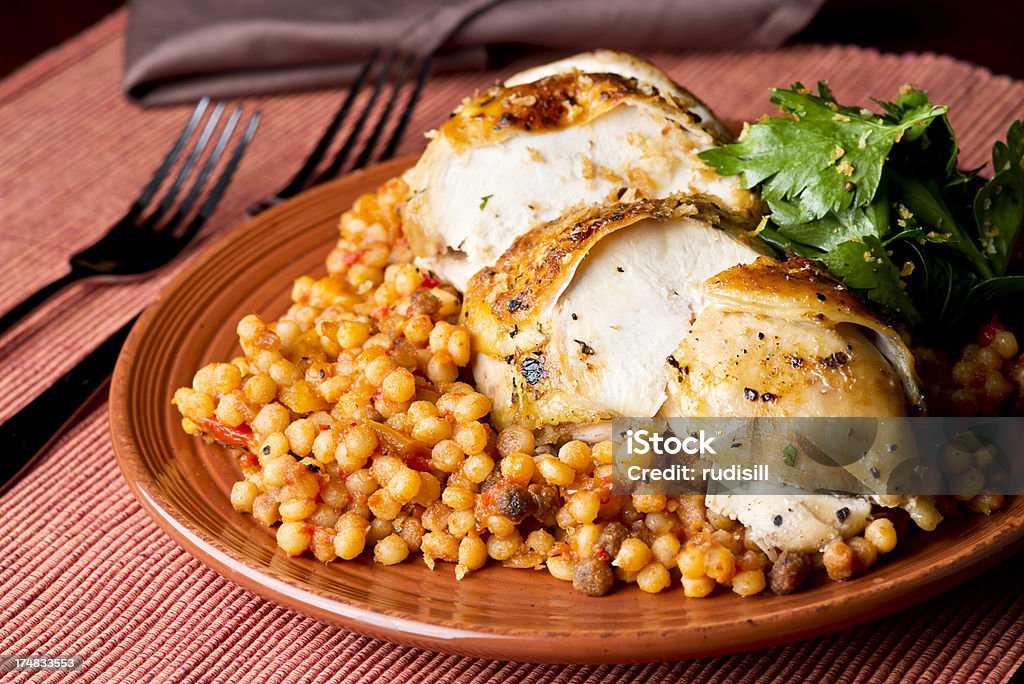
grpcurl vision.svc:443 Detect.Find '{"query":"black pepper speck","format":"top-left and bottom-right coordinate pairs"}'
top-left (574, 339), bottom-right (595, 356)
top-left (744, 387), bottom-right (759, 401)
top-left (521, 357), bottom-right (545, 385)
top-left (822, 351), bottom-right (849, 368)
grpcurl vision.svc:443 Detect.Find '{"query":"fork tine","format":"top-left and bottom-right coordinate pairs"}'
top-left (0, 104), bottom-right (259, 338)
top-left (351, 54), bottom-right (417, 171)
top-left (278, 51), bottom-right (379, 199)
top-left (147, 101), bottom-right (225, 226)
top-left (315, 50), bottom-right (399, 184)
top-left (179, 112), bottom-right (262, 243)
top-left (132, 97), bottom-right (210, 215)
top-left (163, 106), bottom-right (243, 235)
top-left (378, 55), bottom-right (433, 162)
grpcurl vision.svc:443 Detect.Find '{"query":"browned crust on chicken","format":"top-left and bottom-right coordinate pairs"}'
top-left (502, 50), bottom-right (733, 140)
top-left (705, 256), bottom-right (881, 325)
top-left (442, 72), bottom-right (710, 150)
top-left (670, 256), bottom-right (927, 416)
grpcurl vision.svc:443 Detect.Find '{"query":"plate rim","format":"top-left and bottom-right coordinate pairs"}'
top-left (110, 157), bottom-right (1024, 664)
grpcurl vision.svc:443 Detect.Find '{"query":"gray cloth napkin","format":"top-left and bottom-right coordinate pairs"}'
top-left (124, 0), bottom-right (825, 105)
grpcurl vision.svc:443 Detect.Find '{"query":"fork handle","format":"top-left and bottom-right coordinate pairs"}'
top-left (0, 315), bottom-right (136, 494)
top-left (0, 270), bottom-right (85, 336)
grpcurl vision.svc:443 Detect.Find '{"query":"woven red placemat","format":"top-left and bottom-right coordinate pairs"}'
top-left (1, 10), bottom-right (1022, 682)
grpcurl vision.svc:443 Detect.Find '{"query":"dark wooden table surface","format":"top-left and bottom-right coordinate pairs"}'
top-left (2, 0), bottom-right (1023, 82)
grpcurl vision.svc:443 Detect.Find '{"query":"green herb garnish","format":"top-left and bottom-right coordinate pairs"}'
top-left (782, 443), bottom-right (797, 466)
top-left (479, 194), bottom-right (493, 210)
top-left (699, 82), bottom-right (1024, 339)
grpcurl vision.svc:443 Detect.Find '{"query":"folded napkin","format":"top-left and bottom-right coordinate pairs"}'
top-left (124, 0), bottom-right (825, 105)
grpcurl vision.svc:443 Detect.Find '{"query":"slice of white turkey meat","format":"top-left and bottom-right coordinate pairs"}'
top-left (665, 257), bottom-right (925, 417)
top-left (402, 57), bottom-right (758, 291)
top-left (706, 488), bottom-right (872, 555)
top-left (661, 257), bottom-right (938, 552)
top-left (460, 197), bottom-right (767, 442)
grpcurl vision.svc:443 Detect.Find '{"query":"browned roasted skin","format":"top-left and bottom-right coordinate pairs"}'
top-left (666, 256), bottom-right (925, 419)
top-left (704, 257), bottom-right (895, 328)
top-left (440, 71), bottom-right (708, 150)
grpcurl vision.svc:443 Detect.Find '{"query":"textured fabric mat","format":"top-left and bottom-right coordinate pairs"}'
top-left (1, 9), bottom-right (1023, 683)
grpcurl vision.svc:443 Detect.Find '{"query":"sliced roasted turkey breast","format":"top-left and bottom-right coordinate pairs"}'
top-left (707, 490), bottom-right (872, 555)
top-left (663, 257), bottom-right (925, 419)
top-left (662, 257), bottom-right (936, 552)
top-left (460, 196), bottom-right (767, 440)
top-left (402, 56), bottom-right (757, 290)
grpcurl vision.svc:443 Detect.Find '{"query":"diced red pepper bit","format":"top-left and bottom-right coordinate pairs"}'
top-left (199, 419), bottom-right (254, 450)
top-left (404, 451), bottom-right (432, 472)
top-left (592, 545), bottom-right (611, 563)
top-left (420, 273), bottom-right (440, 289)
top-left (239, 452), bottom-right (259, 469)
top-left (978, 316), bottom-right (1006, 346)
top-left (477, 483), bottom-right (498, 513)
top-left (342, 248), bottom-right (367, 268)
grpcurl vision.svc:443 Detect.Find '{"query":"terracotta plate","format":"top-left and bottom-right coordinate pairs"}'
top-left (111, 156), bottom-right (1024, 663)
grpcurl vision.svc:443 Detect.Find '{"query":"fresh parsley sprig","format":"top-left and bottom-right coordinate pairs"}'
top-left (699, 82), bottom-right (1024, 341)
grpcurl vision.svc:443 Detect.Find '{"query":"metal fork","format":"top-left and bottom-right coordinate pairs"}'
top-left (0, 99), bottom-right (262, 336)
top-left (0, 102), bottom-right (260, 492)
top-left (246, 50), bottom-right (432, 217)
